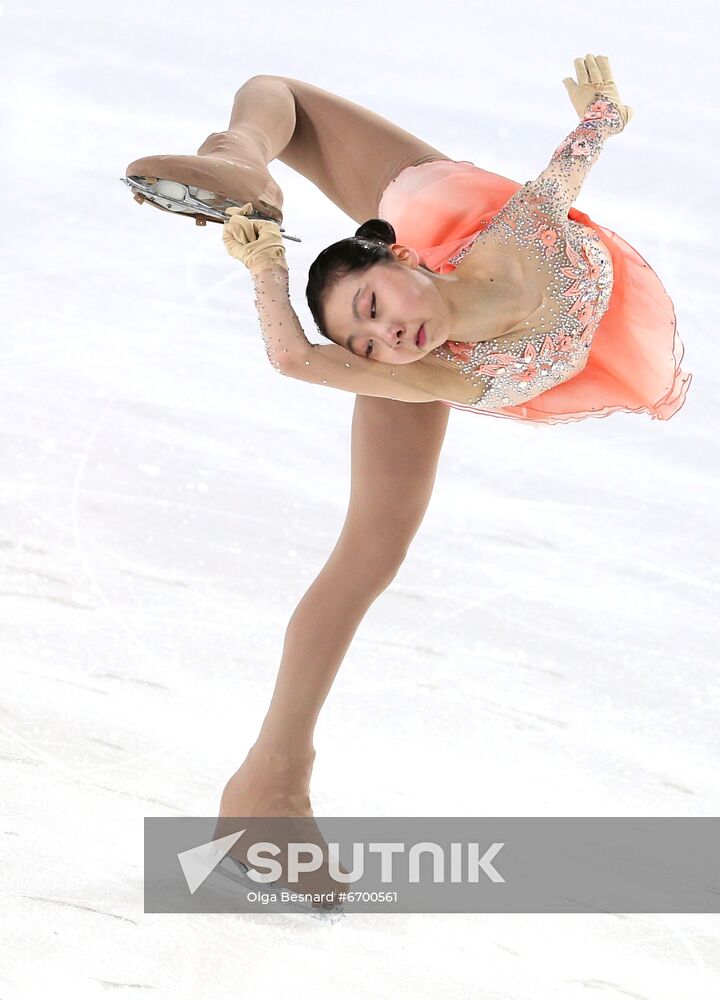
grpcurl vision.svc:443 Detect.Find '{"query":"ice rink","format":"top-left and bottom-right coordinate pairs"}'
top-left (1, 0), bottom-right (718, 996)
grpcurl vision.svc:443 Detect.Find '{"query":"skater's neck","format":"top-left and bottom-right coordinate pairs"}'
top-left (428, 258), bottom-right (544, 344)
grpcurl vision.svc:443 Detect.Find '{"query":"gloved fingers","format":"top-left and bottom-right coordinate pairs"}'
top-left (584, 53), bottom-right (604, 87)
top-left (562, 76), bottom-right (578, 95)
top-left (222, 217), bottom-right (259, 253)
top-left (595, 55), bottom-right (614, 84)
top-left (574, 57), bottom-right (589, 86)
top-left (224, 214), bottom-right (258, 241)
top-left (255, 219), bottom-right (283, 238)
top-left (224, 205), bottom-right (283, 240)
top-left (227, 214), bottom-right (281, 238)
top-left (225, 203), bottom-right (254, 218)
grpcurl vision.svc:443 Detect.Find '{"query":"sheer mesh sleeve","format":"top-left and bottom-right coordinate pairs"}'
top-left (249, 264), bottom-right (311, 374)
top-left (522, 95), bottom-right (625, 223)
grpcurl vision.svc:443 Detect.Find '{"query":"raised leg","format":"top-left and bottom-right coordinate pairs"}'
top-left (233, 74), bottom-right (450, 221)
top-left (219, 396), bottom-right (450, 817)
top-left (127, 73), bottom-right (451, 224)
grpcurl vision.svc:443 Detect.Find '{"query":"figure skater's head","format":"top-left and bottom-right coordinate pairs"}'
top-left (305, 219), bottom-right (448, 364)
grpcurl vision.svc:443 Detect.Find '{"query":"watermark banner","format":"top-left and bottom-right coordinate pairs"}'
top-left (144, 816), bottom-right (720, 914)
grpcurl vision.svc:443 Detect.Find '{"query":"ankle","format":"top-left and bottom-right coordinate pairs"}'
top-left (197, 126), bottom-right (268, 166)
top-left (247, 740), bottom-right (316, 775)
top-left (227, 123), bottom-right (272, 161)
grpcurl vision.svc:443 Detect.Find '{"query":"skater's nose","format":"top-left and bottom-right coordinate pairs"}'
top-left (379, 326), bottom-right (404, 348)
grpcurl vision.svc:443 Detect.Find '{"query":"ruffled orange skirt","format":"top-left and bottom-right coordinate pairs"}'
top-left (378, 159), bottom-right (692, 424)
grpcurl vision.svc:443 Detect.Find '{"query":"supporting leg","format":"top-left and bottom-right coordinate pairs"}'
top-left (219, 396), bottom-right (450, 816)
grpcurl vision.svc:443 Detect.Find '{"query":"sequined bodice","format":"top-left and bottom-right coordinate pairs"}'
top-left (430, 96), bottom-right (623, 409)
top-left (246, 95), bottom-right (626, 411)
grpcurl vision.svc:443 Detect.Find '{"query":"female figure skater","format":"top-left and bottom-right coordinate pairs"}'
top-left (125, 56), bottom-right (691, 830)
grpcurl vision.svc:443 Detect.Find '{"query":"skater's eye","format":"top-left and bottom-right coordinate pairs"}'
top-left (364, 295), bottom-right (376, 356)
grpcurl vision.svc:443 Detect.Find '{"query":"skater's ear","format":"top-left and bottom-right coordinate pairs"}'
top-left (387, 243), bottom-right (421, 269)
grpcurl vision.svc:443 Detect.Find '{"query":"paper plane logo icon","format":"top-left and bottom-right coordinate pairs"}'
top-left (177, 829), bottom-right (245, 894)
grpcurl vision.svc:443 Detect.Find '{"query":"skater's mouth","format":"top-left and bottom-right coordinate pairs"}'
top-left (416, 324), bottom-right (426, 348)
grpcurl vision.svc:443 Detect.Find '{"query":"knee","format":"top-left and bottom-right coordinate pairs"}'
top-left (240, 73), bottom-right (290, 90)
top-left (372, 549), bottom-right (406, 593)
top-left (234, 74), bottom-right (298, 111)
top-left (234, 74), bottom-right (274, 99)
top-left (335, 534), bottom-right (410, 595)
top-left (357, 559), bottom-right (404, 601)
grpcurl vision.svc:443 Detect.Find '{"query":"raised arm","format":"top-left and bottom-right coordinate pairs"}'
top-left (503, 54), bottom-right (632, 225)
top-left (523, 93), bottom-right (625, 223)
top-left (250, 264), bottom-right (476, 404)
top-left (222, 208), bottom-right (463, 401)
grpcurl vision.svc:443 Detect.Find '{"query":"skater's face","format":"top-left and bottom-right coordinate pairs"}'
top-left (321, 247), bottom-right (450, 364)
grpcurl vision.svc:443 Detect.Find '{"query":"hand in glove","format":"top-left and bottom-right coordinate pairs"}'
top-left (563, 53), bottom-right (634, 131)
top-left (222, 203), bottom-right (288, 273)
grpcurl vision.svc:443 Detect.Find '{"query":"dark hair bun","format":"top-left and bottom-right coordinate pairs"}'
top-left (354, 218), bottom-right (396, 246)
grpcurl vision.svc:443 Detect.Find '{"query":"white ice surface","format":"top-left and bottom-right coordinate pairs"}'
top-left (1, 0), bottom-right (719, 997)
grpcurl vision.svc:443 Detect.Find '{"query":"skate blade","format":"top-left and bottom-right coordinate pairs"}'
top-left (120, 176), bottom-right (301, 243)
top-left (213, 855), bottom-right (346, 921)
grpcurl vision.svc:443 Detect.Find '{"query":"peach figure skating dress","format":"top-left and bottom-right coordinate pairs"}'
top-left (378, 97), bottom-right (692, 424)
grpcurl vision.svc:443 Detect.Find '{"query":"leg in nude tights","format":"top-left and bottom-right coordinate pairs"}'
top-left (130, 75), bottom-right (453, 816)
top-left (219, 394), bottom-right (449, 822)
top-left (128, 73), bottom-right (451, 225)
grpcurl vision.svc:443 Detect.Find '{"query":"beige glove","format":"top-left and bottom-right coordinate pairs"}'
top-left (222, 203), bottom-right (288, 273)
top-left (562, 53), bottom-right (634, 130)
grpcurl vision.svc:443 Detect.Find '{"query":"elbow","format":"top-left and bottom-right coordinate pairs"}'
top-left (282, 342), bottom-right (321, 379)
top-left (274, 348), bottom-right (306, 379)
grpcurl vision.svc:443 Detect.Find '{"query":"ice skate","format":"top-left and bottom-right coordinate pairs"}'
top-left (120, 176), bottom-right (301, 242)
top-left (122, 140), bottom-right (301, 241)
top-left (213, 854), bottom-right (346, 921)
